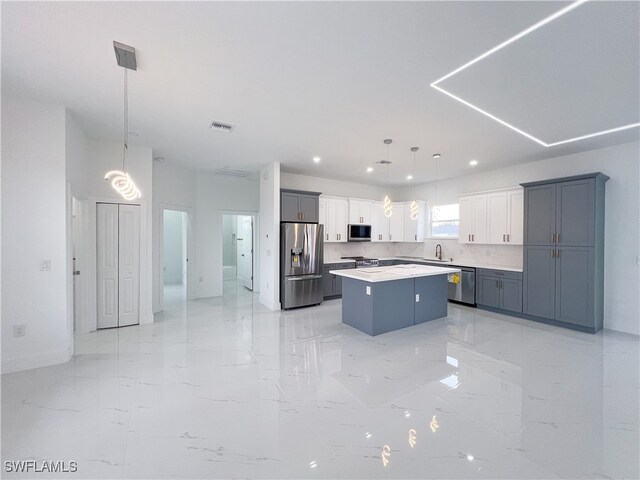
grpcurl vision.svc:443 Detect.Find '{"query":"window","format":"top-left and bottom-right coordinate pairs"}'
top-left (430, 204), bottom-right (459, 238)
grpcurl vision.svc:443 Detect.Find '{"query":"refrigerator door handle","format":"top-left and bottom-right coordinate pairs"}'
top-left (287, 275), bottom-right (323, 281)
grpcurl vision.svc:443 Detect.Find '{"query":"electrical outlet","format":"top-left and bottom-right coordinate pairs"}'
top-left (40, 259), bottom-right (51, 271)
top-left (13, 324), bottom-right (26, 337)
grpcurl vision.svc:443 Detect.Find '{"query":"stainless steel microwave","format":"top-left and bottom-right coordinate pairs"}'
top-left (347, 224), bottom-right (372, 242)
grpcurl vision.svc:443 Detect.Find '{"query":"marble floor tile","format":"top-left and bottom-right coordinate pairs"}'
top-left (2, 283), bottom-right (639, 479)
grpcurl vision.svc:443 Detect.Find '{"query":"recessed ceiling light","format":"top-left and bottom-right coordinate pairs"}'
top-left (313, 156), bottom-right (321, 163)
top-left (407, 175), bottom-right (413, 180)
top-left (469, 160), bottom-right (478, 166)
top-left (366, 167), bottom-right (374, 173)
top-left (433, 153), bottom-right (441, 159)
top-left (430, 0), bottom-right (640, 147)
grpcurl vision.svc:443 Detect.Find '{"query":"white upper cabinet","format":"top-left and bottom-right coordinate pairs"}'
top-left (487, 192), bottom-right (508, 244)
top-left (402, 201), bottom-right (426, 242)
top-left (389, 202), bottom-right (405, 242)
top-left (459, 194), bottom-right (487, 244)
top-left (348, 199), bottom-right (373, 225)
top-left (371, 201), bottom-right (390, 242)
top-left (322, 196), bottom-right (348, 242)
top-left (487, 189), bottom-right (523, 245)
top-left (460, 188), bottom-right (523, 245)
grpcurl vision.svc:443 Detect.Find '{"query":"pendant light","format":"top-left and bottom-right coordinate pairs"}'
top-left (105, 42), bottom-right (141, 201)
top-left (409, 147), bottom-right (419, 220)
top-left (382, 139), bottom-right (393, 218)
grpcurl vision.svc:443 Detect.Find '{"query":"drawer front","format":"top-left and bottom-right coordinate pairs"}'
top-left (324, 262), bottom-right (355, 271)
top-left (477, 268), bottom-right (522, 280)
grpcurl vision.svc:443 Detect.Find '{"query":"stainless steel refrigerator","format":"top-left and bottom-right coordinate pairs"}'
top-left (280, 223), bottom-right (324, 309)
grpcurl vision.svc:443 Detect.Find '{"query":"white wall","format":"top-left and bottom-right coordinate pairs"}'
top-left (281, 171), bottom-right (400, 200)
top-left (163, 210), bottom-right (185, 284)
top-left (222, 215), bottom-right (238, 268)
top-left (195, 173), bottom-right (259, 298)
top-left (152, 161), bottom-right (260, 308)
top-left (259, 162), bottom-right (281, 310)
top-left (396, 142), bottom-right (640, 335)
top-left (152, 161), bottom-right (197, 311)
top-left (1, 98), bottom-right (71, 373)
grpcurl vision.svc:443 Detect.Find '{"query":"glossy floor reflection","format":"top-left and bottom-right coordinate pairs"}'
top-left (2, 288), bottom-right (639, 479)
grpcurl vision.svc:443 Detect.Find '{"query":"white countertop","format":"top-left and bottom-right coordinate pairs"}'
top-left (330, 264), bottom-right (461, 283)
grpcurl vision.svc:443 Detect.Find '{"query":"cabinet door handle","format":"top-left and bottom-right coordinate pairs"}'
top-left (507, 234), bottom-right (510, 242)
top-left (556, 234), bottom-right (560, 243)
top-left (556, 249), bottom-right (559, 258)
top-left (472, 234), bottom-right (475, 242)
top-left (503, 234), bottom-right (506, 242)
top-left (468, 234), bottom-right (471, 241)
top-left (415, 234), bottom-right (417, 241)
top-left (551, 249), bottom-right (555, 258)
top-left (326, 233), bottom-right (328, 240)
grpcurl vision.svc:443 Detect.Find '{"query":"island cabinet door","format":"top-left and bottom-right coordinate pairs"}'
top-left (414, 275), bottom-right (448, 324)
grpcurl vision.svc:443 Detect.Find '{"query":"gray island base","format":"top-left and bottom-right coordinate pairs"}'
top-left (331, 265), bottom-right (461, 336)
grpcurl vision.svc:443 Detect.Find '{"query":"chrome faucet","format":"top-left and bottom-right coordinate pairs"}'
top-left (435, 244), bottom-right (442, 260)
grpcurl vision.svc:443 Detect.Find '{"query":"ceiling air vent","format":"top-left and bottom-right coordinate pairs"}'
top-left (214, 166), bottom-right (253, 178)
top-left (210, 120), bottom-right (234, 133)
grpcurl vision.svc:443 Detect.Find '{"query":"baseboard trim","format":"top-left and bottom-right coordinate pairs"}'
top-left (259, 296), bottom-right (280, 311)
top-left (476, 305), bottom-right (599, 334)
top-left (2, 347), bottom-right (72, 375)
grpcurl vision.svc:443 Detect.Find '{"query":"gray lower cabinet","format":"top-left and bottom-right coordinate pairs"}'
top-left (477, 269), bottom-right (522, 313)
top-left (523, 246), bottom-right (556, 319)
top-left (323, 262), bottom-right (354, 298)
top-left (280, 189), bottom-right (320, 222)
top-left (521, 172), bottom-right (607, 333)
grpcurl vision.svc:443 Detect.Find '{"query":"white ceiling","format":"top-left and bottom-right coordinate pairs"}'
top-left (2, 1), bottom-right (638, 186)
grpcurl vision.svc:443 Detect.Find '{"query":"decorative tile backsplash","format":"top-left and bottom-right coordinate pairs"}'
top-left (324, 238), bottom-right (522, 267)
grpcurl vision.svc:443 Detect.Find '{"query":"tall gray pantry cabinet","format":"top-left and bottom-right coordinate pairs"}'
top-left (521, 173), bottom-right (608, 333)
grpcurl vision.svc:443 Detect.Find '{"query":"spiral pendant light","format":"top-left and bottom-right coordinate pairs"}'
top-left (409, 147), bottom-right (419, 220)
top-left (383, 139), bottom-right (393, 218)
top-left (105, 42), bottom-right (141, 201)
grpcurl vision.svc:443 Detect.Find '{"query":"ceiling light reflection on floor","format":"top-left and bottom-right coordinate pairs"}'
top-left (440, 374), bottom-right (460, 389)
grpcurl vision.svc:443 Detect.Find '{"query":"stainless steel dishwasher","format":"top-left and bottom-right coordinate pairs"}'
top-left (447, 266), bottom-right (476, 306)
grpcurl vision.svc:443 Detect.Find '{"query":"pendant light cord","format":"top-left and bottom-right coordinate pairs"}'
top-left (122, 68), bottom-right (128, 173)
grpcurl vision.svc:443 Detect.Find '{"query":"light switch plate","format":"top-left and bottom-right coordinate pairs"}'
top-left (366, 286), bottom-right (371, 295)
top-left (415, 293), bottom-right (420, 302)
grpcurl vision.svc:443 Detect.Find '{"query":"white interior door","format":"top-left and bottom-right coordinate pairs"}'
top-left (238, 216), bottom-right (253, 290)
top-left (118, 204), bottom-right (140, 327)
top-left (97, 203), bottom-right (119, 329)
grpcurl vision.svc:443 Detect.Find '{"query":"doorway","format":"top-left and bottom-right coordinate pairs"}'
top-left (163, 209), bottom-right (188, 305)
top-left (222, 214), bottom-right (254, 294)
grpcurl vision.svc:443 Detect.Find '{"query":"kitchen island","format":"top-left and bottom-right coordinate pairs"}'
top-left (330, 264), bottom-right (461, 336)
